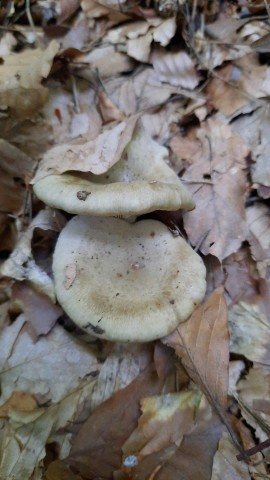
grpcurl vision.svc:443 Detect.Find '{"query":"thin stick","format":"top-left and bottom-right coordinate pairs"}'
top-left (237, 437), bottom-right (270, 461)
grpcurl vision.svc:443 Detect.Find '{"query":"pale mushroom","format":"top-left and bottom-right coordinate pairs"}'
top-left (33, 130), bottom-right (194, 217)
top-left (53, 216), bottom-right (206, 342)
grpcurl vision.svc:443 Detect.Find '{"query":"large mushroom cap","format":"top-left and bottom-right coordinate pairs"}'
top-left (33, 130), bottom-right (194, 216)
top-left (53, 216), bottom-right (206, 342)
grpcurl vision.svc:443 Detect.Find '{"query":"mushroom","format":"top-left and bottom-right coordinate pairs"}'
top-left (53, 216), bottom-right (206, 342)
top-left (33, 130), bottom-right (194, 217)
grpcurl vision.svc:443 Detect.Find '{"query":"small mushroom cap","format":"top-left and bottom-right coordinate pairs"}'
top-left (33, 130), bottom-right (194, 216)
top-left (53, 216), bottom-right (206, 342)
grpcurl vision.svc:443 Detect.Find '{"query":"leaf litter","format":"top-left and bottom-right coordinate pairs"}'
top-left (1, 0), bottom-right (270, 478)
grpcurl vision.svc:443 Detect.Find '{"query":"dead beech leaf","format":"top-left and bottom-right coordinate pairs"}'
top-left (0, 41), bottom-right (59, 119)
top-left (246, 203), bottom-right (270, 278)
top-left (64, 264), bottom-right (77, 290)
top-left (0, 391), bottom-right (38, 416)
top-left (182, 118), bottom-right (249, 260)
top-left (1, 209), bottom-right (66, 302)
top-left (0, 139), bottom-right (35, 215)
top-left (211, 433), bottom-right (250, 480)
top-left (122, 390), bottom-right (201, 460)
top-left (205, 54), bottom-right (268, 118)
top-left (32, 115), bottom-right (139, 182)
top-left (229, 302), bottom-right (270, 364)
top-left (151, 48), bottom-right (199, 89)
top-left (163, 287), bottom-right (229, 411)
top-left (10, 282), bottom-right (62, 338)
top-left (115, 397), bottom-right (224, 480)
top-left (45, 460), bottom-right (83, 480)
top-left (66, 366), bottom-right (164, 479)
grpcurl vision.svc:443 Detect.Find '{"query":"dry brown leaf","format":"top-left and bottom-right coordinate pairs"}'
top-left (0, 391), bottom-right (38, 416)
top-left (115, 397), bottom-right (224, 480)
top-left (163, 287), bottom-right (229, 412)
top-left (32, 115), bottom-right (139, 182)
top-left (45, 460), bottom-right (83, 480)
top-left (0, 139), bottom-right (35, 215)
top-left (90, 343), bottom-right (152, 409)
top-left (181, 118), bottom-right (249, 260)
top-left (237, 367), bottom-right (270, 443)
top-left (205, 246), bottom-right (259, 306)
top-left (151, 48), bottom-right (199, 89)
top-left (229, 302), bottom-right (270, 364)
top-left (10, 281), bottom-right (62, 338)
top-left (0, 41), bottom-right (59, 119)
top-left (205, 54), bottom-right (268, 118)
top-left (79, 45), bottom-right (134, 79)
top-left (105, 17), bottom-right (176, 62)
top-left (122, 390), bottom-right (201, 460)
top-left (65, 365), bottom-right (164, 479)
top-left (211, 433), bottom-right (251, 480)
top-left (246, 203), bottom-right (270, 278)
top-left (1, 209), bottom-right (66, 301)
top-left (232, 103), bottom-right (270, 191)
top-left (105, 67), bottom-right (181, 116)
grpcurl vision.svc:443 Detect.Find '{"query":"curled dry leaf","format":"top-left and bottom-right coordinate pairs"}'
top-left (105, 17), bottom-right (176, 62)
top-left (32, 115), bottom-right (139, 182)
top-left (163, 287), bottom-right (229, 411)
top-left (0, 41), bottom-right (59, 119)
top-left (182, 118), bottom-right (249, 260)
top-left (151, 48), bottom-right (199, 89)
top-left (246, 203), bottom-right (270, 278)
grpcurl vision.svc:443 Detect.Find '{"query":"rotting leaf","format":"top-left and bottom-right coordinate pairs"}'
top-left (163, 287), bottom-right (229, 410)
top-left (211, 433), bottom-right (250, 480)
top-left (246, 203), bottom-right (270, 278)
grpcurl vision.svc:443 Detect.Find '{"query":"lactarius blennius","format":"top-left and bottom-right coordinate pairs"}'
top-left (52, 216), bottom-right (206, 342)
top-left (33, 130), bottom-right (194, 217)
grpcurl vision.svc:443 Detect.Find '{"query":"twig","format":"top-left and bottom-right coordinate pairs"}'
top-left (237, 437), bottom-right (270, 461)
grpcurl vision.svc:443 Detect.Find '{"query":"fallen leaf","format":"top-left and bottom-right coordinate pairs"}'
top-left (246, 203), bottom-right (270, 279)
top-left (151, 48), bottom-right (199, 89)
top-left (163, 287), bottom-right (230, 414)
top-left (182, 118), bottom-right (249, 260)
top-left (229, 301), bottom-right (270, 364)
top-left (1, 209), bottom-right (66, 301)
top-left (205, 54), bottom-right (268, 118)
top-left (211, 432), bottom-right (250, 480)
top-left (122, 390), bottom-right (201, 459)
top-left (0, 139), bottom-right (35, 215)
top-left (45, 460), bottom-right (83, 480)
top-left (33, 115), bottom-right (139, 181)
top-left (10, 281), bottom-right (62, 338)
top-left (0, 392), bottom-right (38, 416)
top-left (232, 103), bottom-right (270, 190)
top-left (115, 397), bottom-right (224, 480)
top-left (65, 365), bottom-right (164, 479)
top-left (0, 40), bottom-right (59, 119)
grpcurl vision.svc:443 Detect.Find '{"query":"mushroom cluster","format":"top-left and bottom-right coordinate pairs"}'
top-left (33, 130), bottom-right (206, 342)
